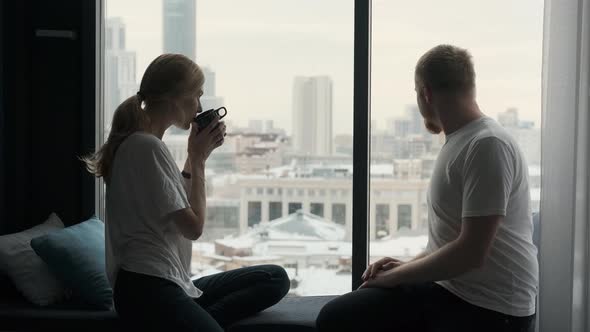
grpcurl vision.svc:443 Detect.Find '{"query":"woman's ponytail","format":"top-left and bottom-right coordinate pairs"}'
top-left (82, 53), bottom-right (203, 183)
top-left (81, 94), bottom-right (147, 183)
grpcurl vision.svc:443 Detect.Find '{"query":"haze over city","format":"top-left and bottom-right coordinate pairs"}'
top-left (107, 0), bottom-right (544, 135)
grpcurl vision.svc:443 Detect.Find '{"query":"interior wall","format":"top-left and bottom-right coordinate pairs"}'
top-left (0, 0), bottom-right (96, 233)
top-left (0, 0), bottom-right (5, 234)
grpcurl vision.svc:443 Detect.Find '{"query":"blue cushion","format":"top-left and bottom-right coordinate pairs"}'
top-left (30, 216), bottom-right (112, 310)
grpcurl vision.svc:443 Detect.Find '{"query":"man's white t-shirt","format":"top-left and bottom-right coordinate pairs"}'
top-left (426, 116), bottom-right (538, 317)
top-left (105, 132), bottom-right (202, 298)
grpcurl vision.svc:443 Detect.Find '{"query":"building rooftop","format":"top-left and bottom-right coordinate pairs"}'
top-left (216, 210), bottom-right (346, 250)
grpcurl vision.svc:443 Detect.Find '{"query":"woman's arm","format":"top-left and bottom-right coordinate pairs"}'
top-left (181, 157), bottom-right (192, 197)
top-left (173, 118), bottom-right (225, 241)
top-left (187, 161), bottom-right (207, 229)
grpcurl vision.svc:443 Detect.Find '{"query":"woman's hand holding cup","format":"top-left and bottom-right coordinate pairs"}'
top-left (187, 116), bottom-right (226, 170)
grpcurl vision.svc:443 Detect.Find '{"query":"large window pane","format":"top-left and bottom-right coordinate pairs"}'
top-left (369, 0), bottom-right (543, 265)
top-left (105, 0), bottom-right (353, 296)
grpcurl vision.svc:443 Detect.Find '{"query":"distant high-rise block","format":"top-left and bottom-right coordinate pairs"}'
top-left (498, 107), bottom-right (520, 128)
top-left (265, 120), bottom-right (274, 133)
top-left (248, 120), bottom-right (264, 133)
top-left (406, 105), bottom-right (424, 135)
top-left (199, 67), bottom-right (223, 113)
top-left (292, 76), bottom-right (333, 155)
top-left (163, 0), bottom-right (196, 61)
top-left (202, 66), bottom-right (216, 96)
top-left (105, 18), bottom-right (138, 128)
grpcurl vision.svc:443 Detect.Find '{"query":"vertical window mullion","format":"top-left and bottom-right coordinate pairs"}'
top-left (352, 0), bottom-right (371, 290)
top-left (96, 0), bottom-right (106, 222)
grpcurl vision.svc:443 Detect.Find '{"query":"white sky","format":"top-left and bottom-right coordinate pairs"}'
top-left (107, 0), bottom-right (544, 135)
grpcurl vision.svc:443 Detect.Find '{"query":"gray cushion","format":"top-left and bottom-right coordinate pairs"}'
top-left (228, 296), bottom-right (335, 332)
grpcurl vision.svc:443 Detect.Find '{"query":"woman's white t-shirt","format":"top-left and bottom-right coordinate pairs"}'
top-left (105, 132), bottom-right (202, 298)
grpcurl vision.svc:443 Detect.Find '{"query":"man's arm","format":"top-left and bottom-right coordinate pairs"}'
top-left (361, 215), bottom-right (501, 288)
top-left (410, 251), bottom-right (429, 262)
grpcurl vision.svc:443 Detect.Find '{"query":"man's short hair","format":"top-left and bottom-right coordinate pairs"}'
top-left (415, 45), bottom-right (476, 94)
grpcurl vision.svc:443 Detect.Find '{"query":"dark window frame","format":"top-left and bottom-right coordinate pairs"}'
top-left (351, 0), bottom-right (371, 290)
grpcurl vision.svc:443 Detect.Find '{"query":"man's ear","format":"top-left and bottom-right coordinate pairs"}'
top-left (422, 85), bottom-right (433, 105)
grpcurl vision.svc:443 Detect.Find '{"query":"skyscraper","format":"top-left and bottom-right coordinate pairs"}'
top-left (406, 105), bottom-right (425, 135)
top-left (497, 108), bottom-right (541, 165)
top-left (248, 120), bottom-right (264, 133)
top-left (203, 66), bottom-right (216, 96)
top-left (163, 0), bottom-right (196, 61)
top-left (200, 66), bottom-right (224, 112)
top-left (498, 107), bottom-right (520, 127)
top-left (105, 18), bottom-right (138, 128)
top-left (292, 76), bottom-right (333, 155)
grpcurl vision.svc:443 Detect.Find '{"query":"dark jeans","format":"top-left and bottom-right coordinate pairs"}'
top-left (113, 265), bottom-right (290, 331)
top-left (316, 282), bottom-right (535, 332)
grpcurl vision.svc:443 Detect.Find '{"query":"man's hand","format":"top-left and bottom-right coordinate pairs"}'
top-left (361, 257), bottom-right (404, 281)
top-left (358, 268), bottom-right (399, 289)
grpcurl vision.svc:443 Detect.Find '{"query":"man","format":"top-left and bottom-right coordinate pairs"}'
top-left (316, 45), bottom-right (538, 332)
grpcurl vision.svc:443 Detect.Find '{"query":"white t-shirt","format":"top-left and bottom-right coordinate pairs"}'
top-left (426, 116), bottom-right (538, 317)
top-left (105, 132), bottom-right (202, 298)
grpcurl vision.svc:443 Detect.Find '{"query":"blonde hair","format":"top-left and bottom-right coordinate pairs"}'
top-left (415, 44), bottom-right (475, 93)
top-left (82, 53), bottom-right (204, 182)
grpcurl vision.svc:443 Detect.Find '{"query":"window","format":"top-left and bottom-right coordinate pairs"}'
top-left (310, 203), bottom-right (325, 218)
top-left (119, 27), bottom-right (125, 50)
top-left (288, 202), bottom-right (303, 215)
top-left (397, 205), bottom-right (412, 230)
top-left (332, 204), bottom-right (346, 226)
top-left (247, 201), bottom-right (262, 227)
top-left (269, 202), bottom-right (283, 221)
top-left (207, 206), bottom-right (239, 228)
top-left (103, 0), bottom-right (541, 300)
top-left (375, 204), bottom-right (390, 239)
top-left (203, 204), bottom-right (239, 240)
top-left (106, 26), bottom-right (112, 50)
top-left (368, 0), bottom-right (543, 269)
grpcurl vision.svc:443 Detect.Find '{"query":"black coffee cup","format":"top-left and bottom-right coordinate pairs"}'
top-left (193, 106), bottom-right (228, 130)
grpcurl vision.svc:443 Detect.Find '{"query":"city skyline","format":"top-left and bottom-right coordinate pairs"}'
top-left (106, 0), bottom-right (544, 135)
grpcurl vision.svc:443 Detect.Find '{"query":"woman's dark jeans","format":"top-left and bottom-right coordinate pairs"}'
top-left (113, 264), bottom-right (290, 331)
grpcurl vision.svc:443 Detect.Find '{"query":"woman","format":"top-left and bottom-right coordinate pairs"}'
top-left (84, 54), bottom-right (289, 331)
